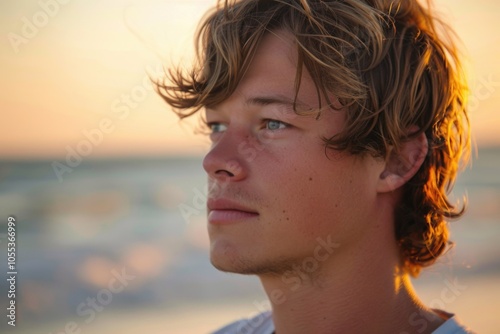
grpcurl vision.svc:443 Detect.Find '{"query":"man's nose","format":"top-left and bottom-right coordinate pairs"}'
top-left (202, 129), bottom-right (248, 182)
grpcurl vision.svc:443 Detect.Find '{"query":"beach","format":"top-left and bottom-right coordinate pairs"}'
top-left (0, 147), bottom-right (498, 333)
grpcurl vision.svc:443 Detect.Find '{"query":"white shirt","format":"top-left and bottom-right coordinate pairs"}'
top-left (211, 310), bottom-right (474, 334)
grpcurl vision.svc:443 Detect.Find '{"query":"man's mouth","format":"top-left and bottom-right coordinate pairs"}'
top-left (207, 198), bottom-right (259, 224)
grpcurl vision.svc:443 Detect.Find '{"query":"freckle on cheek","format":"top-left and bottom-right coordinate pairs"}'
top-left (309, 177), bottom-right (313, 181)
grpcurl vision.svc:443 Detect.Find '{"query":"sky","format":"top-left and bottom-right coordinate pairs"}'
top-left (1, 0), bottom-right (499, 159)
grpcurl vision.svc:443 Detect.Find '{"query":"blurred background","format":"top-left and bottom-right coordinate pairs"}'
top-left (0, 0), bottom-right (499, 333)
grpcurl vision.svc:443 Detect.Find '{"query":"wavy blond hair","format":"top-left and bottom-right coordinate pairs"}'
top-left (155, 0), bottom-right (470, 276)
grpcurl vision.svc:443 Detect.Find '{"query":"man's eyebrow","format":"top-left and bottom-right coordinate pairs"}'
top-left (244, 95), bottom-right (311, 112)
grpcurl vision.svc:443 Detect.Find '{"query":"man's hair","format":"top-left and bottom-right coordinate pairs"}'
top-left (155, 0), bottom-right (470, 276)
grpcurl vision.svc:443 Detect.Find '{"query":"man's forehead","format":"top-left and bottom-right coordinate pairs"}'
top-left (205, 29), bottom-right (337, 115)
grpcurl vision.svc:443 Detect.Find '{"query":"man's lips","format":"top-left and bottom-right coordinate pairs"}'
top-left (207, 198), bottom-right (259, 224)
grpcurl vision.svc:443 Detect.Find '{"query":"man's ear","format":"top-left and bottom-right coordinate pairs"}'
top-left (377, 130), bottom-right (428, 193)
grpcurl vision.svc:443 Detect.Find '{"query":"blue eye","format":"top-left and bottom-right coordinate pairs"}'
top-left (208, 123), bottom-right (227, 133)
top-left (265, 120), bottom-right (287, 130)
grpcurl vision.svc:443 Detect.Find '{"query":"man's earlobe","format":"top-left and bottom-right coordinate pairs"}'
top-left (377, 131), bottom-right (428, 193)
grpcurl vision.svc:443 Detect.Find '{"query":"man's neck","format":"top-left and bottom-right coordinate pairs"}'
top-left (258, 236), bottom-right (445, 333)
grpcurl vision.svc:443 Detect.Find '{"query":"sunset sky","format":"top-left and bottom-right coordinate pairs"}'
top-left (1, 0), bottom-right (499, 159)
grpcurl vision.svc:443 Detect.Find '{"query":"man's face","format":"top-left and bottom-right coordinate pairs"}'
top-left (203, 30), bottom-right (385, 275)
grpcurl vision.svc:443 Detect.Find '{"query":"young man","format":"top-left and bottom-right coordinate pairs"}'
top-left (156, 0), bottom-right (472, 333)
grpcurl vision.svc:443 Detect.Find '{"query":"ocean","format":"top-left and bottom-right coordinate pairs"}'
top-left (0, 147), bottom-right (499, 333)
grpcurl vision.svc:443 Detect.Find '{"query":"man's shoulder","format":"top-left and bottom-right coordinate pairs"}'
top-left (432, 315), bottom-right (475, 334)
top-left (210, 310), bottom-right (474, 334)
top-left (211, 311), bottom-right (274, 334)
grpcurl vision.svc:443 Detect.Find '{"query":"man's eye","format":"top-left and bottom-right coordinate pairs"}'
top-left (208, 122), bottom-right (227, 133)
top-left (265, 119), bottom-right (288, 131)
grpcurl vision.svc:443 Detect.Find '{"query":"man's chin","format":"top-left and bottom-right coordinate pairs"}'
top-left (209, 252), bottom-right (295, 276)
top-left (209, 253), bottom-right (252, 274)
top-left (209, 239), bottom-right (252, 273)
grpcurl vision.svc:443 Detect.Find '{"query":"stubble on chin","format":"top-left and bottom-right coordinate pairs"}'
top-left (210, 253), bottom-right (310, 277)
